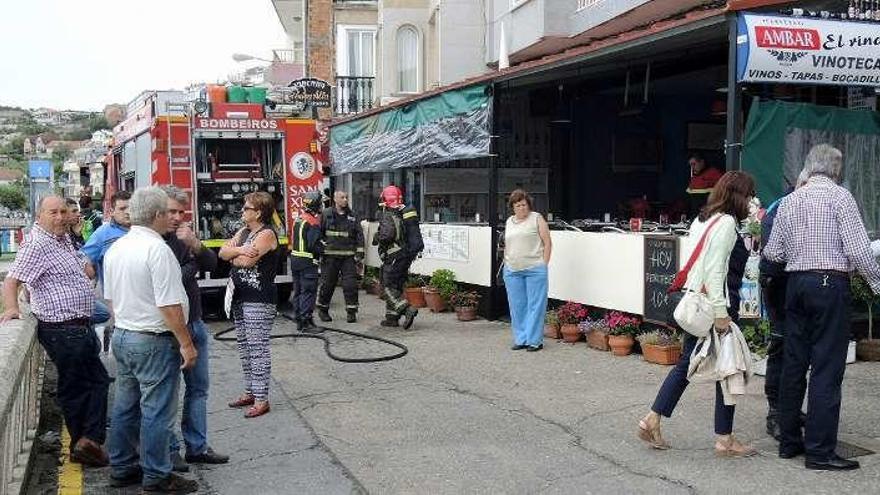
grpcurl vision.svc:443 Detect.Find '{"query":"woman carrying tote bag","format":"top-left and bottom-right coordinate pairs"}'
top-left (637, 171), bottom-right (757, 457)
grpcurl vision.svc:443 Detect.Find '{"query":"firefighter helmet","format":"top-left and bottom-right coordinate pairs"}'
top-left (302, 191), bottom-right (323, 214)
top-left (380, 185), bottom-right (403, 208)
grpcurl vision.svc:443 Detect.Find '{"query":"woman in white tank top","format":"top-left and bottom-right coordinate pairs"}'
top-left (503, 189), bottom-right (552, 352)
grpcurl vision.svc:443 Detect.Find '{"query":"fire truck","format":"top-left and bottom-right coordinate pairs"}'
top-left (104, 89), bottom-right (328, 302)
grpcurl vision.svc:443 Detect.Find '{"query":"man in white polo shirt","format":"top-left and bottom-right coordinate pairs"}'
top-left (103, 187), bottom-right (199, 493)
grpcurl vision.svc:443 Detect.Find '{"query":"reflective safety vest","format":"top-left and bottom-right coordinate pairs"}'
top-left (291, 212), bottom-right (321, 265)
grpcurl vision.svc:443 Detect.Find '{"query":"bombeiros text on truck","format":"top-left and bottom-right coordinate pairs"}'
top-left (103, 86), bottom-right (329, 301)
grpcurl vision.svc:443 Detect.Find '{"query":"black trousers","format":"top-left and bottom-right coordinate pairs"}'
top-left (36, 321), bottom-right (111, 448)
top-left (651, 333), bottom-right (736, 435)
top-left (779, 272), bottom-right (851, 461)
top-left (317, 256), bottom-right (359, 313)
top-left (291, 262), bottom-right (319, 321)
top-left (382, 254), bottom-right (414, 318)
top-left (763, 277), bottom-right (788, 414)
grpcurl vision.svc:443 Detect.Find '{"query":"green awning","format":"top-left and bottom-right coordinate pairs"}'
top-left (330, 84), bottom-right (492, 174)
top-left (742, 98), bottom-right (880, 233)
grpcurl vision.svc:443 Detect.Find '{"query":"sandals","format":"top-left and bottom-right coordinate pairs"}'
top-left (715, 435), bottom-right (757, 458)
top-left (637, 418), bottom-right (669, 450)
top-left (244, 402), bottom-right (271, 418)
top-left (228, 394), bottom-right (255, 408)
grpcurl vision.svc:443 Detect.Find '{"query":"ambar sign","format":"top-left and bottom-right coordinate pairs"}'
top-left (195, 118), bottom-right (279, 130)
top-left (755, 26), bottom-right (821, 50)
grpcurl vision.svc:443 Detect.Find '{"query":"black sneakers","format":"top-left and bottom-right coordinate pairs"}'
top-left (185, 447), bottom-right (230, 464)
top-left (142, 473), bottom-right (198, 493)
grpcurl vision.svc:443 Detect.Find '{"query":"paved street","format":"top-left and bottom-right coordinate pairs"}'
top-left (81, 290), bottom-right (880, 494)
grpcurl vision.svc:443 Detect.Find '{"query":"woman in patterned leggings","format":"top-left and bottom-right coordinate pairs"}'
top-left (219, 192), bottom-right (280, 418)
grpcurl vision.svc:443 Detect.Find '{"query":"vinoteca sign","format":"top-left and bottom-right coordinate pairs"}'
top-left (737, 13), bottom-right (880, 86)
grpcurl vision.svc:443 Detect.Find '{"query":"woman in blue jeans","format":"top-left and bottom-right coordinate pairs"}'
top-left (503, 189), bottom-right (552, 352)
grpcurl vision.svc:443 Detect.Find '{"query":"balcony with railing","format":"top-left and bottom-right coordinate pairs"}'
top-left (335, 77), bottom-right (375, 115)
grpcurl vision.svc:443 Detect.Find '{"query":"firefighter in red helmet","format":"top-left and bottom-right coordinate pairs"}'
top-left (373, 185), bottom-right (424, 328)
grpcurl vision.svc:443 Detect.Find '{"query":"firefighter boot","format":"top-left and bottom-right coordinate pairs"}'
top-left (402, 307), bottom-right (418, 330)
top-left (380, 314), bottom-right (400, 327)
top-left (317, 307), bottom-right (332, 322)
top-left (346, 310), bottom-right (357, 323)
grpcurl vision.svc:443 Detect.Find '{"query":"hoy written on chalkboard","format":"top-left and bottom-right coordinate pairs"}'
top-left (643, 237), bottom-right (679, 324)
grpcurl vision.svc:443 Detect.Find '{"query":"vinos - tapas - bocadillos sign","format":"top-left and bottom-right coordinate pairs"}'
top-left (737, 13), bottom-right (880, 86)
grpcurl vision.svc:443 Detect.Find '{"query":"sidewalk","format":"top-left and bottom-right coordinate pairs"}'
top-left (80, 290), bottom-right (880, 494)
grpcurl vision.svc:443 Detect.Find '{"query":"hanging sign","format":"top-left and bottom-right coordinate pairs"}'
top-left (737, 13), bottom-right (880, 87)
top-left (286, 78), bottom-right (332, 108)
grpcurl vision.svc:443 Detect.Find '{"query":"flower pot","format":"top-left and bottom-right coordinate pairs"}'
top-left (642, 343), bottom-right (681, 365)
top-left (423, 288), bottom-right (447, 312)
top-left (856, 339), bottom-right (880, 361)
top-left (560, 323), bottom-right (582, 343)
top-left (405, 287), bottom-right (427, 308)
top-left (587, 328), bottom-right (610, 351)
top-left (544, 323), bottom-right (562, 339)
top-left (608, 334), bottom-right (635, 356)
top-left (455, 306), bottom-right (477, 321)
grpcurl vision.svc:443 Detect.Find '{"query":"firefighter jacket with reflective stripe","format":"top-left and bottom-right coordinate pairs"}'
top-left (320, 207), bottom-right (364, 257)
top-left (375, 206), bottom-right (424, 258)
top-left (290, 212), bottom-right (323, 266)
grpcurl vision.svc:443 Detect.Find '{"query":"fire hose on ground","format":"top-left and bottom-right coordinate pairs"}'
top-left (212, 311), bottom-right (408, 363)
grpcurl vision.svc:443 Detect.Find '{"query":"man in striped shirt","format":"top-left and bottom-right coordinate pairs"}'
top-left (765, 144), bottom-right (880, 471)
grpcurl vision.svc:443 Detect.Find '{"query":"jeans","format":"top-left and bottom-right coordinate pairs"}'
top-left (291, 262), bottom-right (319, 321)
top-left (170, 320), bottom-right (210, 456)
top-left (652, 334), bottom-right (736, 435)
top-left (763, 277), bottom-right (788, 415)
top-left (503, 263), bottom-right (548, 348)
top-left (109, 328), bottom-right (181, 486)
top-left (91, 299), bottom-right (111, 325)
top-left (779, 272), bottom-right (851, 462)
top-left (36, 321), bottom-right (111, 448)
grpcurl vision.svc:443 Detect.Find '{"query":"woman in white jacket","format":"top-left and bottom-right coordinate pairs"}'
top-left (637, 171), bottom-right (758, 457)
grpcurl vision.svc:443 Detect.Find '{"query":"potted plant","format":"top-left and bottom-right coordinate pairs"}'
top-left (404, 274), bottom-right (427, 308)
top-left (605, 311), bottom-right (641, 356)
top-left (450, 290), bottom-right (480, 321)
top-left (853, 274), bottom-right (880, 361)
top-left (586, 309), bottom-right (610, 351)
top-left (637, 330), bottom-right (682, 365)
top-left (557, 302), bottom-right (588, 343)
top-left (424, 269), bottom-right (457, 312)
top-left (544, 310), bottom-right (561, 339)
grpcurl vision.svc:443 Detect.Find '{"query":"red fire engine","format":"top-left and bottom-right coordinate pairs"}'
top-left (104, 89), bottom-right (327, 301)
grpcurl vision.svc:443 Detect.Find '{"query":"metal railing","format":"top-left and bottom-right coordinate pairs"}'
top-left (0, 307), bottom-right (44, 495)
top-left (335, 77), bottom-right (375, 115)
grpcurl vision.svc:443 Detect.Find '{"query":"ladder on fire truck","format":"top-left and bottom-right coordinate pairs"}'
top-left (164, 102), bottom-right (194, 217)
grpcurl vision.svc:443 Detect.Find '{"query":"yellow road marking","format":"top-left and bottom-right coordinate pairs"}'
top-left (58, 424), bottom-right (83, 495)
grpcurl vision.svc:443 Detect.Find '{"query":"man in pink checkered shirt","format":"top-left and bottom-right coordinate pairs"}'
top-left (1, 195), bottom-right (111, 468)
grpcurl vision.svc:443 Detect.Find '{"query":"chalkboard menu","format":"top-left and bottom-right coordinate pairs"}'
top-left (643, 236), bottom-right (679, 325)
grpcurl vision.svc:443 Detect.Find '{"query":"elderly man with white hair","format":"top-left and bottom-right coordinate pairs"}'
top-left (103, 187), bottom-right (199, 493)
top-left (765, 143), bottom-right (880, 471)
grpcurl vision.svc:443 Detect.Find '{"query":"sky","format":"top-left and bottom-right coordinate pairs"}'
top-left (0, 0), bottom-right (289, 111)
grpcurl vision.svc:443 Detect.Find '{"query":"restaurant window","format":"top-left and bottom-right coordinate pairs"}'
top-left (397, 25), bottom-right (419, 93)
